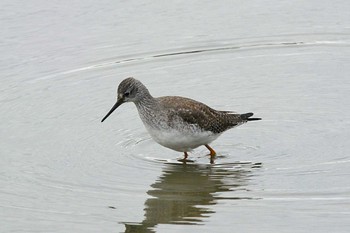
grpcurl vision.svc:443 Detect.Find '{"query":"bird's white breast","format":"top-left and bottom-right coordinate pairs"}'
top-left (136, 103), bottom-right (220, 152)
top-left (144, 124), bottom-right (220, 152)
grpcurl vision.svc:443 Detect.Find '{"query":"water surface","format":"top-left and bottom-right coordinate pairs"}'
top-left (1, 1), bottom-right (350, 232)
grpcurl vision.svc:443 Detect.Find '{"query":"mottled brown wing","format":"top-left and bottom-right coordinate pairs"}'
top-left (157, 96), bottom-right (243, 133)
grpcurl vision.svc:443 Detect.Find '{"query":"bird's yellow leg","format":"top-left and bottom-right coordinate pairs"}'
top-left (205, 145), bottom-right (216, 164)
top-left (205, 144), bottom-right (216, 156)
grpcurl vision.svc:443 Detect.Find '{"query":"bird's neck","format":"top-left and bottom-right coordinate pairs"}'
top-left (134, 89), bottom-right (158, 112)
top-left (134, 93), bottom-right (161, 129)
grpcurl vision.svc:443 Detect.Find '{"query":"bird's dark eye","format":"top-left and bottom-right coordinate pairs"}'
top-left (124, 92), bottom-right (130, 97)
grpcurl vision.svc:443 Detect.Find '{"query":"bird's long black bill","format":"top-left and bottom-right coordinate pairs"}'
top-left (101, 99), bottom-right (123, 122)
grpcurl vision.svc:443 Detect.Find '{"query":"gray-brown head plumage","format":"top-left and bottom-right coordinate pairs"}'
top-left (101, 77), bottom-right (154, 122)
top-left (117, 77), bottom-right (153, 104)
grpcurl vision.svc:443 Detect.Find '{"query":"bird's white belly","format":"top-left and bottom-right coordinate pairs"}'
top-left (144, 125), bottom-right (220, 152)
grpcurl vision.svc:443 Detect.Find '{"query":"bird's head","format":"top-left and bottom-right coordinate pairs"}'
top-left (101, 77), bottom-right (148, 122)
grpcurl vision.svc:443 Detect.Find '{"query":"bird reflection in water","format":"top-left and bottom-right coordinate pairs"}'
top-left (123, 161), bottom-right (261, 232)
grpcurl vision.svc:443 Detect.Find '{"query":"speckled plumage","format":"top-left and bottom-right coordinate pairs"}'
top-left (157, 96), bottom-right (244, 134)
top-left (101, 77), bottom-right (261, 162)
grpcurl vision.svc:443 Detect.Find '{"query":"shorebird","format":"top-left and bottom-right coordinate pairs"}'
top-left (101, 77), bottom-right (261, 163)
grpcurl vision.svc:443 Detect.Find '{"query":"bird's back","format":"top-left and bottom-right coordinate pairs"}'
top-left (156, 96), bottom-right (247, 134)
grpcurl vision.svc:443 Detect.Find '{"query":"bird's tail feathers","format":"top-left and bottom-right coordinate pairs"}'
top-left (240, 112), bottom-right (262, 121)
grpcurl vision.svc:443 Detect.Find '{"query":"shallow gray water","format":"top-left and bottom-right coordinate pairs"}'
top-left (1, 1), bottom-right (350, 232)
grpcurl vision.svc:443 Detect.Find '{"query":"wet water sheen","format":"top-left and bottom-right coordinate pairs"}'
top-left (1, 1), bottom-right (350, 232)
